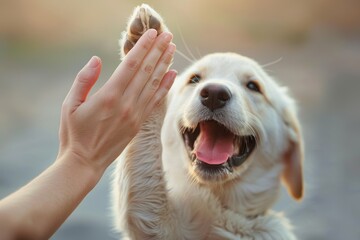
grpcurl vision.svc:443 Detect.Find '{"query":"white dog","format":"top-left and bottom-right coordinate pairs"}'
top-left (112, 4), bottom-right (304, 240)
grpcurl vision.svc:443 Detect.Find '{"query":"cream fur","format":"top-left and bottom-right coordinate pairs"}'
top-left (112, 4), bottom-right (303, 240)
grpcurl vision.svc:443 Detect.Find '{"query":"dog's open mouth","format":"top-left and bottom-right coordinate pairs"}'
top-left (182, 120), bottom-right (256, 180)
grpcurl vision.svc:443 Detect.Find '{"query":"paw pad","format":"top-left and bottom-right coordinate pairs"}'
top-left (120, 4), bottom-right (168, 57)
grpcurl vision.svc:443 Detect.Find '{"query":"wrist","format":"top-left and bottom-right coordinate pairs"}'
top-left (55, 150), bottom-right (105, 189)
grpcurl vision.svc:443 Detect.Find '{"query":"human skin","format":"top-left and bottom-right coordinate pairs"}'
top-left (0, 29), bottom-right (176, 240)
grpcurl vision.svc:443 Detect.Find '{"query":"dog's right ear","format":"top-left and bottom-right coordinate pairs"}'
top-left (119, 4), bottom-right (168, 60)
top-left (280, 96), bottom-right (304, 201)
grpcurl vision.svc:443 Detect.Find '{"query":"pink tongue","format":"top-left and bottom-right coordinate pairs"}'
top-left (195, 121), bottom-right (234, 165)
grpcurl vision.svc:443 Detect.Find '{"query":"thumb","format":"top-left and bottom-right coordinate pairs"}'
top-left (66, 56), bottom-right (102, 109)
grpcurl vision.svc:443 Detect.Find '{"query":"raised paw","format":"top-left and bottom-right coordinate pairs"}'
top-left (120, 4), bottom-right (169, 58)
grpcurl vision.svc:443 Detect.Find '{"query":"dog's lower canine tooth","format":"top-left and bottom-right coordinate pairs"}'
top-left (191, 153), bottom-right (197, 162)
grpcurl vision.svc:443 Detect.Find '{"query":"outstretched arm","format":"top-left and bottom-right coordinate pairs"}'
top-left (0, 29), bottom-right (176, 240)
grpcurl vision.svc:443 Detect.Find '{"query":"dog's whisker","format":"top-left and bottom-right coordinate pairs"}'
top-left (176, 49), bottom-right (195, 64)
top-left (176, 23), bottom-right (198, 62)
top-left (195, 47), bottom-right (202, 59)
top-left (187, 172), bottom-right (198, 185)
top-left (261, 57), bottom-right (283, 68)
top-left (243, 111), bottom-right (263, 146)
top-left (179, 125), bottom-right (188, 134)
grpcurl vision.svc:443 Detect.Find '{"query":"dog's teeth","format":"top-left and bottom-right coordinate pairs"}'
top-left (224, 160), bottom-right (233, 173)
top-left (191, 153), bottom-right (197, 162)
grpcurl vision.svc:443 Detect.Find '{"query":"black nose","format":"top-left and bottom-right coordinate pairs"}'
top-left (200, 84), bottom-right (232, 111)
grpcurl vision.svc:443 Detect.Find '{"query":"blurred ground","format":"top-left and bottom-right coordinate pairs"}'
top-left (1, 0), bottom-right (360, 239)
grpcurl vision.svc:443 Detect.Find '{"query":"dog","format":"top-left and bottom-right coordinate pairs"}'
top-left (112, 4), bottom-right (304, 240)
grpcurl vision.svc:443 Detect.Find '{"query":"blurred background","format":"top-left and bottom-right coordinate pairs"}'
top-left (1, 0), bottom-right (359, 239)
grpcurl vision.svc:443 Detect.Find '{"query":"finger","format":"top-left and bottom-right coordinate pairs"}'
top-left (102, 29), bottom-right (158, 93)
top-left (142, 69), bottom-right (177, 118)
top-left (136, 42), bottom-right (176, 105)
top-left (64, 56), bottom-right (102, 110)
top-left (123, 32), bottom-right (173, 100)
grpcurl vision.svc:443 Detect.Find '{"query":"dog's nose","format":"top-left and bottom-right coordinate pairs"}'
top-left (200, 84), bottom-right (232, 111)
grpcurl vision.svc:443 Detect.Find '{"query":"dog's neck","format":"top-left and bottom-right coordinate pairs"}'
top-left (209, 160), bottom-right (283, 218)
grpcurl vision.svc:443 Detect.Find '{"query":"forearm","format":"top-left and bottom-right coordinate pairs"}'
top-left (0, 152), bottom-right (103, 240)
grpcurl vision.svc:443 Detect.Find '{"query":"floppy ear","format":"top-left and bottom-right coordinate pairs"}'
top-left (281, 103), bottom-right (304, 200)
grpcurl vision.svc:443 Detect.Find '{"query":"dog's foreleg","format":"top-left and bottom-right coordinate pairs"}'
top-left (112, 4), bottom-right (178, 239)
top-left (113, 108), bottom-right (176, 240)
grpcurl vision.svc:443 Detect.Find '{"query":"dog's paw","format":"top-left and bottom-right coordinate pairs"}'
top-left (120, 4), bottom-right (169, 58)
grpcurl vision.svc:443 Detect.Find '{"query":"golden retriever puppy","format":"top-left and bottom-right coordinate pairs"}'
top-left (112, 4), bottom-right (304, 240)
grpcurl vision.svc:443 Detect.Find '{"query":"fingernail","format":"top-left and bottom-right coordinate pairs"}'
top-left (87, 56), bottom-right (100, 68)
top-left (163, 32), bottom-right (173, 43)
top-left (170, 69), bottom-right (178, 79)
top-left (148, 29), bottom-right (157, 39)
top-left (165, 70), bottom-right (177, 90)
top-left (168, 43), bottom-right (176, 54)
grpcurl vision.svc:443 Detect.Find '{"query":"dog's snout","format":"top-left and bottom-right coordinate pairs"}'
top-left (200, 84), bottom-right (232, 111)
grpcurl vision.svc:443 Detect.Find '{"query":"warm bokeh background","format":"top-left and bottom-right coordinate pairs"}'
top-left (1, 0), bottom-right (359, 239)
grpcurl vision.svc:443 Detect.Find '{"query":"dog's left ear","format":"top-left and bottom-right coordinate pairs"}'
top-left (281, 99), bottom-right (304, 201)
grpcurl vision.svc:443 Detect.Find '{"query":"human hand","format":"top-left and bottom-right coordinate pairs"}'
top-left (58, 29), bottom-right (176, 174)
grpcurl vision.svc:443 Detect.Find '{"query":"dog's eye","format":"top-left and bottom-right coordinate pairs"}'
top-left (189, 74), bottom-right (201, 84)
top-left (246, 81), bottom-right (261, 93)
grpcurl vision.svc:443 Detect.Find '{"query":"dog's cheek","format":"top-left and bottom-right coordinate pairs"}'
top-left (257, 109), bottom-right (286, 159)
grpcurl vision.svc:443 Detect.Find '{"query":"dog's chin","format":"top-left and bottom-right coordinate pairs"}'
top-left (181, 120), bottom-right (256, 183)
